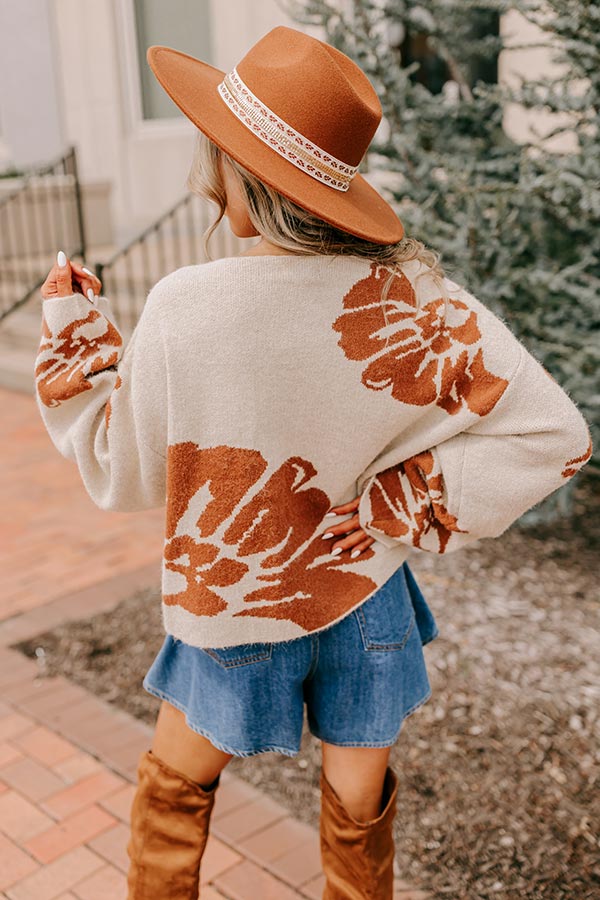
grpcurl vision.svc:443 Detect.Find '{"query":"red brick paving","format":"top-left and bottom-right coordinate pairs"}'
top-left (0, 388), bottom-right (433, 899)
top-left (23, 805), bottom-right (117, 864)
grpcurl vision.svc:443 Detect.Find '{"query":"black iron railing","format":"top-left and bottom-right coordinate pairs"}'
top-left (94, 192), bottom-right (244, 337)
top-left (0, 146), bottom-right (86, 321)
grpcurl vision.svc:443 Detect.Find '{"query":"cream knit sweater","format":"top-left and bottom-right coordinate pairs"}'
top-left (34, 255), bottom-right (593, 648)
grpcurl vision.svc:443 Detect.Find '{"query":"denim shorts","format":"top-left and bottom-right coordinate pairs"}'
top-left (142, 561), bottom-right (438, 758)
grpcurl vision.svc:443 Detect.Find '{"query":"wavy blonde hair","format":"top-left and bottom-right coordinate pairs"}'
top-left (186, 129), bottom-right (450, 314)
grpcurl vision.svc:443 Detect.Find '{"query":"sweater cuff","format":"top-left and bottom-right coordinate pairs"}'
top-left (41, 292), bottom-right (114, 328)
top-left (36, 293), bottom-right (124, 409)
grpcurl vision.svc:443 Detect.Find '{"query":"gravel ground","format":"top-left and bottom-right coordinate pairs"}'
top-left (14, 475), bottom-right (599, 899)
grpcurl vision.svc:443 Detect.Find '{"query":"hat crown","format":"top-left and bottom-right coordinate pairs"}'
top-left (145, 26), bottom-right (404, 242)
top-left (234, 26), bottom-right (381, 167)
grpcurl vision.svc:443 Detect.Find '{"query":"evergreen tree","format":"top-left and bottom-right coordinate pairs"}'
top-left (282, 0), bottom-right (599, 521)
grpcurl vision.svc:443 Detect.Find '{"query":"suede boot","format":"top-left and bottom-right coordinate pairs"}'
top-left (126, 748), bottom-right (220, 899)
top-left (320, 765), bottom-right (398, 899)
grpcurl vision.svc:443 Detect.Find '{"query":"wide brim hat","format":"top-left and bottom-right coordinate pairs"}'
top-left (147, 26), bottom-right (404, 245)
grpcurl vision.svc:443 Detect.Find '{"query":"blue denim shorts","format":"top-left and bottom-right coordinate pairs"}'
top-left (142, 561), bottom-right (438, 758)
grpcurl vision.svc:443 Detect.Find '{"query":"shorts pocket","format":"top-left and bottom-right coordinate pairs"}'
top-left (354, 566), bottom-right (416, 651)
top-left (201, 641), bottom-right (274, 669)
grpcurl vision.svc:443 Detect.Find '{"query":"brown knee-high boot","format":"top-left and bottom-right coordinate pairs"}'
top-left (320, 765), bottom-right (398, 900)
top-left (126, 748), bottom-right (221, 899)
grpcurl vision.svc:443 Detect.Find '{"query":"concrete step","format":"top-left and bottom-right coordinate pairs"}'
top-left (0, 342), bottom-right (36, 393)
top-left (2, 311), bottom-right (42, 349)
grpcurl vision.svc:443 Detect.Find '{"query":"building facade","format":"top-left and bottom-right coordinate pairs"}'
top-left (0, 1), bottom-right (569, 249)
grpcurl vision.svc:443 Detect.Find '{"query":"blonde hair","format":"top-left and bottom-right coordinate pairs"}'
top-left (186, 129), bottom-right (450, 314)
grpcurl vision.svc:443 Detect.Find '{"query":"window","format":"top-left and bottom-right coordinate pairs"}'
top-left (133, 0), bottom-right (213, 120)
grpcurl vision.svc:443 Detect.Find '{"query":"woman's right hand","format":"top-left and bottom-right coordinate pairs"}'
top-left (321, 496), bottom-right (376, 558)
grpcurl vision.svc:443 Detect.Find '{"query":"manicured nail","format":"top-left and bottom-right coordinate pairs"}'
top-left (321, 532), bottom-right (334, 540)
top-left (82, 266), bottom-right (94, 277)
top-left (325, 511), bottom-right (339, 517)
top-left (57, 250), bottom-right (67, 267)
top-left (87, 288), bottom-right (95, 303)
top-left (331, 547), bottom-right (343, 556)
top-left (350, 549), bottom-right (361, 558)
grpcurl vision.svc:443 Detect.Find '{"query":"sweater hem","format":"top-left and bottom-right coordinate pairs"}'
top-left (161, 543), bottom-right (412, 649)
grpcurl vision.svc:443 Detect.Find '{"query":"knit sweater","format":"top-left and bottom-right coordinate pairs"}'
top-left (34, 254), bottom-right (593, 648)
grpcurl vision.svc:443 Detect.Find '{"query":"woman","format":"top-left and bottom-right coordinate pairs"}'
top-left (36, 26), bottom-right (592, 900)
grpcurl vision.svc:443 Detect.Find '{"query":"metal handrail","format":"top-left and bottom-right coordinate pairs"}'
top-left (93, 191), bottom-right (247, 337)
top-left (0, 146), bottom-right (86, 321)
top-left (0, 148), bottom-right (76, 209)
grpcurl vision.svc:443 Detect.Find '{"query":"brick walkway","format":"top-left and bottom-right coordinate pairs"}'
top-left (0, 387), bottom-right (431, 899)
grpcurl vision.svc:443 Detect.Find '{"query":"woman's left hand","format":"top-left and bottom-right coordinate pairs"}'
top-left (321, 496), bottom-right (376, 558)
top-left (40, 251), bottom-right (102, 302)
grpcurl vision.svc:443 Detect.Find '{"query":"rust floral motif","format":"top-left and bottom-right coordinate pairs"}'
top-left (366, 449), bottom-right (468, 554)
top-left (163, 442), bottom-right (376, 626)
top-left (104, 375), bottom-right (123, 429)
top-left (35, 308), bottom-right (122, 408)
top-left (561, 434), bottom-right (593, 478)
top-left (332, 262), bottom-right (510, 416)
top-left (234, 529), bottom-right (377, 631)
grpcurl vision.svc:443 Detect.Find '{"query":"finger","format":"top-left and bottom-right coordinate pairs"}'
top-left (325, 496), bottom-right (360, 517)
top-left (321, 512), bottom-right (360, 539)
top-left (64, 263), bottom-right (88, 297)
top-left (328, 529), bottom-right (372, 557)
top-left (348, 537), bottom-right (376, 559)
top-left (71, 274), bottom-right (96, 300)
top-left (56, 253), bottom-right (90, 297)
top-left (40, 272), bottom-right (57, 300)
top-left (55, 250), bottom-right (74, 297)
top-left (70, 261), bottom-right (102, 295)
top-left (40, 266), bottom-right (62, 300)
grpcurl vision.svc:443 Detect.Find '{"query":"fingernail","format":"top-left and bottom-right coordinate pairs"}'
top-left (57, 250), bottom-right (67, 268)
top-left (331, 547), bottom-right (343, 556)
top-left (350, 549), bottom-right (361, 558)
top-left (87, 288), bottom-right (95, 303)
top-left (82, 266), bottom-right (94, 277)
top-left (321, 532), bottom-right (334, 540)
top-left (325, 512), bottom-right (338, 517)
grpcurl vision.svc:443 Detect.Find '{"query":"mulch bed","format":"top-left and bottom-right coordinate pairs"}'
top-left (13, 475), bottom-right (600, 899)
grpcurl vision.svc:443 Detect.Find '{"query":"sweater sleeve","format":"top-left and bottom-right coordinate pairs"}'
top-left (357, 331), bottom-right (593, 555)
top-left (34, 284), bottom-right (168, 512)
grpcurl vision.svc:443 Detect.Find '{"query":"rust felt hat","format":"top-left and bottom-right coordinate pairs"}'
top-left (146, 25), bottom-right (404, 245)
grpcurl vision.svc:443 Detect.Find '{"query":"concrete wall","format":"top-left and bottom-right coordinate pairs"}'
top-left (500, 9), bottom-right (578, 153)
top-left (0, 0), bottom-right (64, 167)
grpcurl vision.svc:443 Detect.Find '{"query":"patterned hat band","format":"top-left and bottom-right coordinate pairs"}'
top-left (217, 67), bottom-right (359, 192)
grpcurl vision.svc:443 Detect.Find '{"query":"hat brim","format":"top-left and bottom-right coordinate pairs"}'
top-left (147, 45), bottom-right (404, 245)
